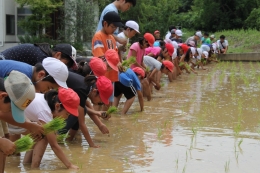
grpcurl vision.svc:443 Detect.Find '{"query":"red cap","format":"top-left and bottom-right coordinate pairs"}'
top-left (162, 60), bottom-right (174, 72)
top-left (89, 57), bottom-right (107, 76)
top-left (104, 49), bottom-right (119, 71)
top-left (165, 43), bottom-right (174, 56)
top-left (154, 30), bottom-right (160, 35)
top-left (180, 44), bottom-right (189, 54)
top-left (58, 87), bottom-right (80, 116)
top-left (132, 67), bottom-right (145, 78)
top-left (96, 76), bottom-right (113, 105)
top-left (144, 33), bottom-right (155, 47)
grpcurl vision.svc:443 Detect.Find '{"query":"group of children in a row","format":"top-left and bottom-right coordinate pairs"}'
top-left (0, 0), bottom-right (227, 171)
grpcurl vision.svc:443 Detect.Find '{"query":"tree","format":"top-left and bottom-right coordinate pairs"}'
top-left (15, 0), bottom-right (63, 36)
top-left (57, 0), bottom-right (97, 49)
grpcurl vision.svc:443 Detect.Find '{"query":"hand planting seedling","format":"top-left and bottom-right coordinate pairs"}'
top-left (106, 106), bottom-right (118, 115)
top-left (43, 117), bottom-right (66, 134)
top-left (14, 135), bottom-right (35, 153)
top-left (56, 133), bottom-right (70, 143)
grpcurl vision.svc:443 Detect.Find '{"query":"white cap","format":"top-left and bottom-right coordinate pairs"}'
top-left (210, 34), bottom-right (215, 38)
top-left (196, 48), bottom-right (202, 59)
top-left (203, 51), bottom-right (209, 58)
top-left (4, 70), bottom-right (35, 123)
top-left (190, 47), bottom-right (196, 55)
top-left (43, 57), bottom-right (68, 89)
top-left (195, 31), bottom-right (203, 38)
top-left (125, 20), bottom-right (140, 33)
top-left (175, 29), bottom-right (182, 36)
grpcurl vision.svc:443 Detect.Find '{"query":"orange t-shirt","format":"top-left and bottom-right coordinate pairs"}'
top-left (92, 31), bottom-right (119, 82)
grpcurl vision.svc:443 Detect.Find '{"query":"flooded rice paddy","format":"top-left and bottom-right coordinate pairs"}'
top-left (4, 61), bottom-right (260, 173)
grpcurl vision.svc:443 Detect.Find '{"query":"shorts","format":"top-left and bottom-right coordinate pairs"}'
top-left (114, 82), bottom-right (136, 100)
top-left (8, 124), bottom-right (26, 135)
top-left (109, 82), bottom-right (115, 103)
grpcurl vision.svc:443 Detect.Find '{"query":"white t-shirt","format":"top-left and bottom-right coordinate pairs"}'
top-left (200, 45), bottom-right (210, 52)
top-left (217, 40), bottom-right (228, 49)
top-left (143, 55), bottom-right (162, 71)
top-left (165, 31), bottom-right (171, 40)
top-left (117, 32), bottom-right (129, 58)
top-left (25, 93), bottom-right (53, 123)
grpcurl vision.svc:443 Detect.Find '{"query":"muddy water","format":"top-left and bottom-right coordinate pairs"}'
top-left (4, 62), bottom-right (260, 173)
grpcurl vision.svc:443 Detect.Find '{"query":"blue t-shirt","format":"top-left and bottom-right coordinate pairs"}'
top-left (0, 60), bottom-right (33, 79)
top-left (119, 68), bottom-right (141, 91)
top-left (0, 44), bottom-right (48, 66)
top-left (96, 3), bottom-right (119, 34)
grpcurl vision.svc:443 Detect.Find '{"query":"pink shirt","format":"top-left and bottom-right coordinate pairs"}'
top-left (145, 47), bottom-right (161, 57)
top-left (127, 42), bottom-right (145, 68)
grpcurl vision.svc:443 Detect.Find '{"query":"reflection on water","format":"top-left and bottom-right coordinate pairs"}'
top-left (4, 62), bottom-right (260, 173)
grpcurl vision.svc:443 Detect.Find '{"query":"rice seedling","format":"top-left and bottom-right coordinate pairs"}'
top-left (157, 127), bottom-right (162, 139)
top-left (160, 82), bottom-right (165, 87)
top-left (56, 133), bottom-right (70, 143)
top-left (224, 159), bottom-right (230, 173)
top-left (182, 164), bottom-right (186, 173)
top-left (14, 135), bottom-right (35, 153)
top-left (145, 66), bottom-right (150, 73)
top-left (106, 106), bottom-right (118, 115)
top-left (122, 56), bottom-right (136, 68)
top-left (43, 117), bottom-right (66, 134)
top-left (238, 138), bottom-right (243, 147)
top-left (175, 156), bottom-right (179, 169)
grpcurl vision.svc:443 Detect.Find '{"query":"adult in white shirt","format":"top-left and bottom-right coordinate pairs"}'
top-left (165, 25), bottom-right (176, 40)
top-left (217, 35), bottom-right (228, 54)
top-left (117, 20), bottom-right (140, 61)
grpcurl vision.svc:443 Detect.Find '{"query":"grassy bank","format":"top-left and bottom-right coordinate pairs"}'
top-left (181, 29), bottom-right (260, 53)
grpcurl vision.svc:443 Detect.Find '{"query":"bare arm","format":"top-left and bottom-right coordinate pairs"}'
top-left (85, 101), bottom-right (109, 134)
top-left (0, 112), bottom-right (44, 136)
top-left (45, 130), bottom-right (78, 169)
top-left (113, 35), bottom-right (127, 45)
top-left (77, 106), bottom-right (99, 148)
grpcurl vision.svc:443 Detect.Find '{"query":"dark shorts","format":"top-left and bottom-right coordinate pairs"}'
top-left (114, 82), bottom-right (136, 99)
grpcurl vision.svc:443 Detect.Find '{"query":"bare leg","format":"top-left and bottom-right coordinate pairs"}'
top-left (67, 129), bottom-right (78, 141)
top-left (122, 97), bottom-right (135, 114)
top-left (113, 94), bottom-right (122, 108)
top-left (31, 138), bottom-right (48, 168)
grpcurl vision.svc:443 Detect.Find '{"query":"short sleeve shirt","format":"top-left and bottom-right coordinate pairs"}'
top-left (25, 93), bottom-right (53, 123)
top-left (143, 55), bottom-right (162, 71)
top-left (1, 44), bottom-right (48, 65)
top-left (92, 31), bottom-right (119, 82)
top-left (0, 60), bottom-right (33, 79)
top-left (119, 68), bottom-right (141, 90)
top-left (66, 72), bottom-right (89, 108)
top-left (217, 40), bottom-right (228, 49)
top-left (127, 42), bottom-right (145, 68)
top-left (96, 3), bottom-right (119, 34)
top-left (145, 47), bottom-right (161, 57)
